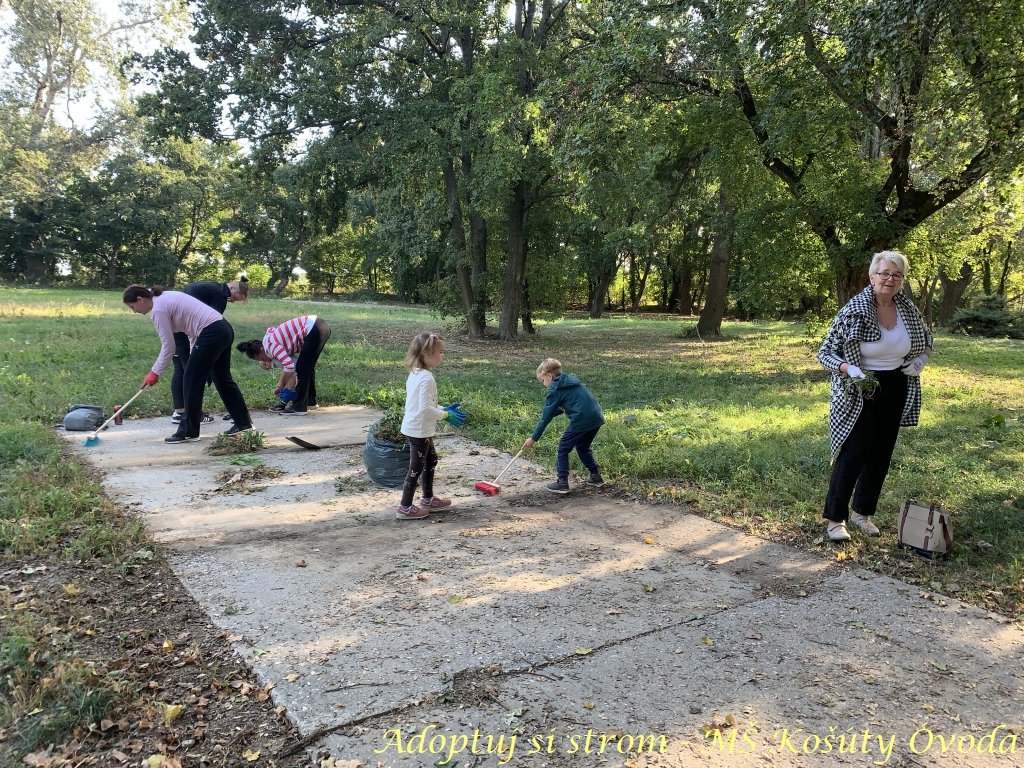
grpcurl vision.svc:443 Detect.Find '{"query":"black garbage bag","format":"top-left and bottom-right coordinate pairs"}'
top-left (363, 429), bottom-right (410, 488)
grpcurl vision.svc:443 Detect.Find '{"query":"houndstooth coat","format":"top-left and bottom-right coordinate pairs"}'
top-left (818, 286), bottom-right (933, 461)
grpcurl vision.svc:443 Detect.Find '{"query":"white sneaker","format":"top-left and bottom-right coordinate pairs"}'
top-left (850, 512), bottom-right (880, 536)
top-left (827, 521), bottom-right (852, 542)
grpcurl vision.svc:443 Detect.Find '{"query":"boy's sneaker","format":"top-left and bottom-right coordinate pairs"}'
top-left (419, 497), bottom-right (452, 510)
top-left (223, 424), bottom-right (253, 436)
top-left (395, 505), bottom-right (429, 520)
top-left (281, 405), bottom-right (307, 416)
top-left (223, 413), bottom-right (233, 420)
top-left (546, 479), bottom-right (570, 494)
top-left (172, 412), bottom-right (183, 423)
top-left (164, 434), bottom-right (199, 444)
top-left (200, 413), bottom-right (214, 424)
top-left (586, 473), bottom-right (606, 487)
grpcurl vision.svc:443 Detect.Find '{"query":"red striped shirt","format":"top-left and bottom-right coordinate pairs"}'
top-left (262, 316), bottom-right (315, 372)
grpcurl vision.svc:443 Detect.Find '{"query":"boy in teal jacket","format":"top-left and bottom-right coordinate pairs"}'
top-left (522, 358), bottom-right (605, 493)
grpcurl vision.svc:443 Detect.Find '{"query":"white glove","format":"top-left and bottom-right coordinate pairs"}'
top-left (901, 354), bottom-right (929, 377)
top-left (845, 364), bottom-right (866, 379)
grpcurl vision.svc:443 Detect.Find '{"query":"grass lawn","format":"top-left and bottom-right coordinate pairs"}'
top-left (2, 286), bottom-right (1022, 621)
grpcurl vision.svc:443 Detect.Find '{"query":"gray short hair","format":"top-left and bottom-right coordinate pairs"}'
top-left (869, 250), bottom-right (910, 277)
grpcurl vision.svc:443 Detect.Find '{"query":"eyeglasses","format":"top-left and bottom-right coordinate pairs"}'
top-left (876, 272), bottom-right (904, 283)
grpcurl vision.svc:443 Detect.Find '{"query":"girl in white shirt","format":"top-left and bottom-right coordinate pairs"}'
top-left (396, 332), bottom-right (457, 520)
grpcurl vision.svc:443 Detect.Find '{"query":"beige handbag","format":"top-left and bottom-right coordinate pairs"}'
top-left (897, 500), bottom-right (953, 560)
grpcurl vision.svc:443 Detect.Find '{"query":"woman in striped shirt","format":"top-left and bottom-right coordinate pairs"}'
top-left (236, 316), bottom-right (332, 415)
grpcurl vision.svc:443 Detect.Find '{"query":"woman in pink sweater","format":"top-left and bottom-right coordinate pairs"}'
top-left (123, 285), bottom-right (252, 443)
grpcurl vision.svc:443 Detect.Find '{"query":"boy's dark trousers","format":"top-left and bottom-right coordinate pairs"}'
top-left (401, 436), bottom-right (437, 507)
top-left (556, 427), bottom-right (601, 480)
top-left (823, 368), bottom-right (907, 522)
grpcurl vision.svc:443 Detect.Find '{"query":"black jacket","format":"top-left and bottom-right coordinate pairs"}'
top-left (182, 281), bottom-right (231, 315)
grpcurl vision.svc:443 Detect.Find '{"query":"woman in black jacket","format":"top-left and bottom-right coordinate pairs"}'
top-left (171, 277), bottom-right (249, 425)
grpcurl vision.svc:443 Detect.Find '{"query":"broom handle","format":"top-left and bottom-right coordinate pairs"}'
top-left (492, 448), bottom-right (524, 484)
top-left (90, 386), bottom-right (148, 436)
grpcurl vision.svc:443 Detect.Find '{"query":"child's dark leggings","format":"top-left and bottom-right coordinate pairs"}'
top-left (556, 427), bottom-right (601, 480)
top-left (400, 436), bottom-right (437, 507)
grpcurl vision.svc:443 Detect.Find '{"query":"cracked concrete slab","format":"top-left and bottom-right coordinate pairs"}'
top-left (68, 413), bottom-right (1024, 766)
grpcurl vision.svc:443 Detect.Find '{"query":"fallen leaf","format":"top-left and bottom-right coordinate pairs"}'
top-left (930, 660), bottom-right (947, 671)
top-left (645, 537), bottom-right (656, 545)
top-left (921, 704), bottom-right (936, 713)
top-left (673, 648), bottom-right (683, 654)
top-left (100, 719), bottom-right (114, 732)
top-left (227, 634), bottom-right (243, 642)
top-left (146, 756), bottom-right (164, 768)
top-left (606, 608), bottom-right (621, 615)
top-left (22, 751), bottom-right (51, 767)
top-left (1006, 724), bottom-right (1023, 735)
top-left (448, 595), bottom-right (463, 604)
top-left (162, 640), bottom-right (173, 653)
top-left (252, 648), bottom-right (268, 658)
top-left (582, 701), bottom-right (595, 709)
top-left (724, 715), bottom-right (736, 727)
top-left (641, 583), bottom-right (655, 592)
top-left (575, 647), bottom-right (593, 655)
top-left (62, 584), bottom-right (80, 596)
top-left (243, 749), bottom-right (260, 762)
top-left (160, 703), bottom-right (183, 726)
top-left (111, 751), bottom-right (128, 763)
top-left (862, 676), bottom-right (876, 685)
top-left (702, 637), bottom-right (714, 646)
top-left (296, 560), bottom-right (307, 568)
top-left (163, 760), bottom-right (182, 768)
top-left (285, 673), bottom-right (301, 682)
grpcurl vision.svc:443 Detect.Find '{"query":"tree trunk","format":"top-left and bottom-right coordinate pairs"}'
top-left (835, 254), bottom-right (869, 306)
top-left (589, 268), bottom-right (616, 319)
top-left (697, 195), bottom-right (734, 336)
top-left (936, 262), bottom-right (973, 325)
top-left (522, 279), bottom-right (535, 334)
top-left (997, 241), bottom-right (1012, 296)
top-left (105, 247), bottom-right (120, 287)
top-left (678, 264), bottom-right (694, 314)
top-left (696, 227), bottom-right (733, 337)
top-left (469, 210), bottom-right (488, 331)
top-left (498, 180), bottom-right (528, 341)
top-left (630, 255), bottom-right (651, 312)
top-left (442, 157), bottom-right (485, 339)
top-left (923, 275), bottom-right (938, 326)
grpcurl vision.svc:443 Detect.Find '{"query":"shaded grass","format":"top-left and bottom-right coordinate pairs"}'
top-left (1, 287), bottom-right (1022, 618)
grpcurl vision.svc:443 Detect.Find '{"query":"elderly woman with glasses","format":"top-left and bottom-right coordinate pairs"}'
top-left (817, 251), bottom-right (933, 542)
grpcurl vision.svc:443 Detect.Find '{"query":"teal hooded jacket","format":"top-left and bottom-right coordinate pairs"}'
top-left (530, 374), bottom-right (605, 442)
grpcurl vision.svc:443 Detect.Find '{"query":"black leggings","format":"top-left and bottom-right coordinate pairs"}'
top-left (174, 320), bottom-right (251, 438)
top-left (400, 436), bottom-right (437, 507)
top-left (824, 368), bottom-right (908, 522)
top-left (293, 318), bottom-right (331, 411)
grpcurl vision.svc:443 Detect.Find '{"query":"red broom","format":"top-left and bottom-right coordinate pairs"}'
top-left (474, 448), bottom-right (524, 496)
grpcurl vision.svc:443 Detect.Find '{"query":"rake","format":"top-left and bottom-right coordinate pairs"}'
top-left (474, 448), bottom-right (524, 496)
top-left (83, 386), bottom-right (150, 447)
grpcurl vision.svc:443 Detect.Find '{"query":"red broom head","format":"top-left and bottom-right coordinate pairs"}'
top-left (474, 481), bottom-right (500, 496)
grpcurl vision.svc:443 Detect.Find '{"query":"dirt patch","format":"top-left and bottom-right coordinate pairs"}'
top-left (2, 557), bottom-right (305, 767)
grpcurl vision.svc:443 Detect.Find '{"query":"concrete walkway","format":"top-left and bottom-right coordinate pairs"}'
top-left (67, 410), bottom-right (1024, 766)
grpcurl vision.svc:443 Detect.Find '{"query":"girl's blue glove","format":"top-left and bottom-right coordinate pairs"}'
top-left (443, 403), bottom-right (467, 427)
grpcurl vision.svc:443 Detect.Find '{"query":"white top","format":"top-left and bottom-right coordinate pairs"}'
top-left (859, 311), bottom-right (912, 371)
top-left (149, 292), bottom-right (223, 376)
top-left (401, 368), bottom-right (446, 438)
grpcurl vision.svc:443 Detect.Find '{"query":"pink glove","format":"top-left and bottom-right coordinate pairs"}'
top-left (143, 371), bottom-right (159, 388)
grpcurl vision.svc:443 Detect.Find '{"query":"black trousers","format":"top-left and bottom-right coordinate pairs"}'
top-left (173, 320), bottom-right (251, 438)
top-left (293, 317), bottom-right (331, 412)
top-left (824, 368), bottom-right (908, 522)
top-left (400, 436), bottom-right (437, 507)
top-left (556, 427), bottom-right (601, 480)
top-left (171, 332), bottom-right (214, 411)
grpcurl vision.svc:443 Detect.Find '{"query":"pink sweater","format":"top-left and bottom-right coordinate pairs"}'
top-left (149, 292), bottom-right (223, 375)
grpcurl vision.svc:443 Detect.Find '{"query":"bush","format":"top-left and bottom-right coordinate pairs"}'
top-left (951, 294), bottom-right (1024, 338)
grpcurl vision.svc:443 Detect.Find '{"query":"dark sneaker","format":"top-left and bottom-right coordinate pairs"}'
top-left (586, 473), bottom-right (606, 487)
top-left (546, 479), bottom-right (570, 494)
top-left (200, 413), bottom-right (214, 424)
top-left (395, 505), bottom-right (429, 520)
top-left (223, 424), bottom-right (253, 436)
top-left (268, 402), bottom-right (288, 413)
top-left (223, 413), bottom-right (233, 420)
top-left (165, 434), bottom-right (199, 444)
top-left (281, 406), bottom-right (307, 416)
